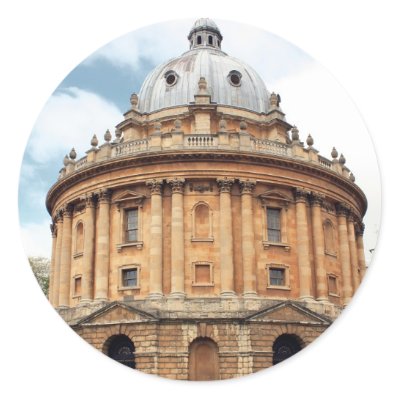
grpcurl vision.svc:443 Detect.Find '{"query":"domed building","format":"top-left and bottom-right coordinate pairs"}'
top-left (46, 18), bottom-right (368, 380)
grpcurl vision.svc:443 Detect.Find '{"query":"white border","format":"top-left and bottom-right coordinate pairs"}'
top-left (2, 0), bottom-right (396, 398)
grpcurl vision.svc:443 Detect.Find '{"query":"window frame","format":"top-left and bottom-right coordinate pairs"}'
top-left (327, 273), bottom-right (340, 297)
top-left (266, 264), bottom-right (290, 290)
top-left (191, 201), bottom-right (214, 242)
top-left (118, 265), bottom-right (141, 291)
top-left (113, 190), bottom-right (145, 252)
top-left (191, 261), bottom-right (214, 287)
top-left (73, 220), bottom-right (84, 258)
top-left (323, 219), bottom-right (337, 256)
top-left (72, 274), bottom-right (82, 298)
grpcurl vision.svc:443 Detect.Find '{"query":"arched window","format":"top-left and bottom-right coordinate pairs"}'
top-left (208, 35), bottom-right (213, 45)
top-left (188, 338), bottom-right (219, 380)
top-left (272, 334), bottom-right (302, 365)
top-left (323, 219), bottom-right (335, 254)
top-left (106, 335), bottom-right (135, 368)
top-left (75, 221), bottom-right (84, 254)
top-left (192, 202), bottom-right (213, 241)
top-left (197, 35), bottom-right (202, 45)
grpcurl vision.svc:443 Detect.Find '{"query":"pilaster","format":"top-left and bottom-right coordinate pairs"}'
top-left (59, 204), bottom-right (73, 308)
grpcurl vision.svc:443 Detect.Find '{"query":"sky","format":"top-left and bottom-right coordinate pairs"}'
top-left (18, 18), bottom-right (381, 263)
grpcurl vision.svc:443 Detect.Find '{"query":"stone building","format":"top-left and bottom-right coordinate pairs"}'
top-left (46, 18), bottom-right (368, 380)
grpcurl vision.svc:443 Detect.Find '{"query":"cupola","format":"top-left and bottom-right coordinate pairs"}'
top-left (188, 17), bottom-right (223, 50)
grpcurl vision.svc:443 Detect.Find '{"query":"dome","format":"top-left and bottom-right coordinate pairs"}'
top-left (137, 20), bottom-right (271, 114)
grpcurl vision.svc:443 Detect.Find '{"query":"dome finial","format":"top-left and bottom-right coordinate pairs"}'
top-left (188, 18), bottom-right (223, 50)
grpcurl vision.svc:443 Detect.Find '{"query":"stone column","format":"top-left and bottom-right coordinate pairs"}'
top-left (52, 212), bottom-right (63, 307)
top-left (239, 179), bottom-right (257, 297)
top-left (294, 188), bottom-right (313, 300)
top-left (48, 222), bottom-right (57, 305)
top-left (59, 204), bottom-right (73, 307)
top-left (168, 177), bottom-right (185, 298)
top-left (81, 194), bottom-right (96, 303)
top-left (94, 189), bottom-right (111, 301)
top-left (146, 179), bottom-right (164, 299)
top-left (348, 213), bottom-right (361, 291)
top-left (310, 192), bottom-right (328, 302)
top-left (356, 223), bottom-right (367, 279)
top-left (336, 203), bottom-right (353, 305)
top-left (217, 178), bottom-right (236, 297)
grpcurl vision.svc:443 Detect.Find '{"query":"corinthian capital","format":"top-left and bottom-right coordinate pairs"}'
top-left (293, 187), bottom-right (309, 203)
top-left (217, 177), bottom-right (234, 193)
top-left (310, 192), bottom-right (325, 206)
top-left (61, 203), bottom-right (74, 218)
top-left (98, 188), bottom-right (112, 203)
top-left (239, 179), bottom-right (256, 195)
top-left (335, 202), bottom-right (351, 217)
top-left (146, 179), bottom-right (164, 195)
top-left (167, 177), bottom-right (185, 194)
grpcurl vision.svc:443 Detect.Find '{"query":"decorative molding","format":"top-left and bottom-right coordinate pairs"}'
top-left (167, 177), bottom-right (185, 193)
top-left (293, 187), bottom-right (309, 203)
top-left (239, 179), bottom-right (256, 194)
top-left (310, 192), bottom-right (325, 206)
top-left (189, 183), bottom-right (214, 193)
top-left (263, 241), bottom-right (290, 251)
top-left (216, 177), bottom-right (234, 193)
top-left (116, 242), bottom-right (144, 252)
top-left (113, 189), bottom-right (145, 211)
top-left (146, 179), bottom-right (164, 195)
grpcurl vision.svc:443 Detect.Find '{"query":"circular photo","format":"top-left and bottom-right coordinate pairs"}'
top-left (19, 18), bottom-right (380, 380)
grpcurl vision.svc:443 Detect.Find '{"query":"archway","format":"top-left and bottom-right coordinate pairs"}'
top-left (105, 334), bottom-right (135, 368)
top-left (188, 337), bottom-right (219, 381)
top-left (272, 334), bottom-right (303, 365)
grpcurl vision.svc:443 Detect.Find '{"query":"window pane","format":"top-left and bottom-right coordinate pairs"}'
top-left (123, 269), bottom-right (137, 287)
top-left (126, 209), bottom-right (138, 242)
top-left (269, 268), bottom-right (284, 286)
top-left (267, 208), bottom-right (281, 242)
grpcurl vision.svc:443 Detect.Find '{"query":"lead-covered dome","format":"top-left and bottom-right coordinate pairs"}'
top-left (137, 19), bottom-right (271, 114)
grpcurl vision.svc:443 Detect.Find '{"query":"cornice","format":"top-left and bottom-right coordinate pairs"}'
top-left (46, 150), bottom-right (367, 216)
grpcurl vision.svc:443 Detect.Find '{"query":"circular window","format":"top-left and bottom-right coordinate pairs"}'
top-left (164, 70), bottom-right (178, 86)
top-left (228, 70), bottom-right (242, 86)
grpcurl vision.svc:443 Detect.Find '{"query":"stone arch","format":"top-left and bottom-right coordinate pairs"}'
top-left (188, 337), bottom-right (220, 381)
top-left (75, 220), bottom-right (84, 254)
top-left (103, 334), bottom-right (135, 368)
top-left (323, 218), bottom-right (336, 254)
top-left (272, 333), bottom-right (303, 365)
top-left (191, 201), bottom-right (213, 240)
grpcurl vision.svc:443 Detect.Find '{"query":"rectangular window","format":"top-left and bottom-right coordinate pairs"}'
top-left (126, 209), bottom-right (138, 242)
top-left (269, 267), bottom-right (285, 286)
top-left (122, 268), bottom-right (138, 287)
top-left (267, 208), bottom-right (281, 242)
top-left (74, 276), bottom-right (82, 296)
top-left (328, 275), bottom-right (338, 295)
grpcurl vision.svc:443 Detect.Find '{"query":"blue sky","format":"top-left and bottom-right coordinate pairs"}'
top-left (18, 18), bottom-right (380, 261)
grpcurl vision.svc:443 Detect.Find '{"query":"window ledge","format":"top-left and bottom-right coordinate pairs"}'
top-left (325, 250), bottom-right (337, 257)
top-left (263, 241), bottom-right (290, 251)
top-left (267, 285), bottom-right (291, 291)
top-left (117, 241), bottom-right (144, 252)
top-left (192, 282), bottom-right (214, 287)
top-left (73, 252), bottom-right (83, 259)
top-left (118, 286), bottom-right (141, 291)
top-left (191, 237), bottom-right (214, 243)
top-left (328, 292), bottom-right (340, 298)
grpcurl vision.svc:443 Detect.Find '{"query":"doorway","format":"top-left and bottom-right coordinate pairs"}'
top-left (188, 337), bottom-right (220, 380)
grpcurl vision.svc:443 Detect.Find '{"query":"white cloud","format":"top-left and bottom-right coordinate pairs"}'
top-left (273, 63), bottom-right (381, 262)
top-left (28, 87), bottom-right (122, 164)
top-left (20, 221), bottom-right (52, 258)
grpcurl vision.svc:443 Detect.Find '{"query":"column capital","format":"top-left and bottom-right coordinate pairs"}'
top-left (310, 192), bottom-right (325, 206)
top-left (50, 223), bottom-right (56, 238)
top-left (146, 178), bottom-right (164, 195)
top-left (85, 192), bottom-right (97, 208)
top-left (167, 177), bottom-right (185, 193)
top-left (97, 188), bottom-right (112, 204)
top-left (294, 187), bottom-right (310, 203)
top-left (355, 221), bottom-right (365, 236)
top-left (239, 179), bottom-right (256, 195)
top-left (336, 202), bottom-right (351, 217)
top-left (217, 177), bottom-right (234, 193)
top-left (61, 203), bottom-right (74, 218)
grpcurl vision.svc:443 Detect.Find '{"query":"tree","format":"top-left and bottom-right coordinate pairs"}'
top-left (29, 256), bottom-right (50, 297)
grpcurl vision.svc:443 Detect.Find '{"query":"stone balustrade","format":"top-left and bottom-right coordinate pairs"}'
top-left (60, 134), bottom-right (354, 182)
